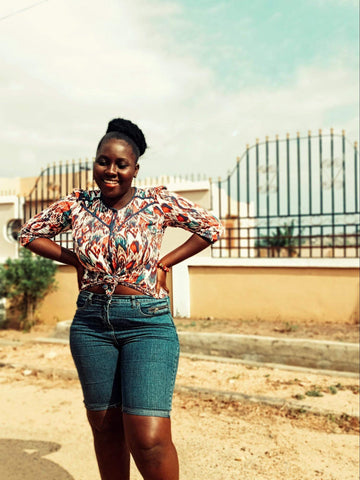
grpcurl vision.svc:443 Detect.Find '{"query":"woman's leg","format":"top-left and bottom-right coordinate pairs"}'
top-left (87, 408), bottom-right (130, 480)
top-left (70, 293), bottom-right (129, 479)
top-left (123, 414), bottom-right (179, 480)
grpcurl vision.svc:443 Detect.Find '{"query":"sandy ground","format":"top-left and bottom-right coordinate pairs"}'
top-left (173, 317), bottom-right (360, 343)
top-left (0, 323), bottom-right (359, 480)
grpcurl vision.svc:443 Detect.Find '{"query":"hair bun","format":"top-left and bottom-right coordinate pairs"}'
top-left (106, 118), bottom-right (147, 156)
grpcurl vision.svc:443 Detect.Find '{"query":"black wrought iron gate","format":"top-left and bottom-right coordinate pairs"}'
top-left (211, 130), bottom-right (359, 258)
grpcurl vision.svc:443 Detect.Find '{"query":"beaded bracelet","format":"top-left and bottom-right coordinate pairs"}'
top-left (157, 262), bottom-right (170, 273)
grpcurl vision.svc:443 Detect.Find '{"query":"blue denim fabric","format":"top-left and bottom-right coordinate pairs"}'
top-left (69, 291), bottom-right (180, 417)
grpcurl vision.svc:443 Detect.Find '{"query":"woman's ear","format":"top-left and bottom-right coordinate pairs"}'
top-left (134, 163), bottom-right (140, 178)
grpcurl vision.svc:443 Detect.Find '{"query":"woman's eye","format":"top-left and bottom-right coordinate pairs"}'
top-left (96, 158), bottom-right (107, 166)
top-left (95, 158), bottom-right (129, 169)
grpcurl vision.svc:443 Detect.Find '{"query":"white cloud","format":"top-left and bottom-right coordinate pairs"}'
top-left (140, 61), bottom-right (358, 178)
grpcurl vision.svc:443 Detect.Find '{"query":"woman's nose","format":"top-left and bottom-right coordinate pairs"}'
top-left (105, 162), bottom-right (117, 174)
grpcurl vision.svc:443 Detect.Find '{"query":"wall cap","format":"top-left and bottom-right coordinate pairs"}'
top-left (187, 257), bottom-right (359, 269)
top-left (0, 195), bottom-right (19, 203)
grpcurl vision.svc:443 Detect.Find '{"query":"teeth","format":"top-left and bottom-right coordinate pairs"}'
top-left (103, 180), bottom-right (118, 184)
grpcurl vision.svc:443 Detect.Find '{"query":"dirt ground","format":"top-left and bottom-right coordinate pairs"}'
top-left (174, 317), bottom-right (360, 343)
top-left (0, 321), bottom-right (359, 480)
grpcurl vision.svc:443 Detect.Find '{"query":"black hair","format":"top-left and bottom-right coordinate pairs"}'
top-left (96, 118), bottom-right (147, 159)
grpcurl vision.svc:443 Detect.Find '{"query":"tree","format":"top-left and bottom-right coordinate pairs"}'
top-left (0, 248), bottom-right (57, 330)
top-left (256, 221), bottom-right (300, 257)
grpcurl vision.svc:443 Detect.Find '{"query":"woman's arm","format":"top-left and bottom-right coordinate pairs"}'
top-left (155, 233), bottom-right (211, 294)
top-left (26, 238), bottom-right (78, 265)
top-left (19, 191), bottom-right (86, 287)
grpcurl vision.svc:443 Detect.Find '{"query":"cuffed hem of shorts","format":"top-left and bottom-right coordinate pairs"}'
top-left (84, 401), bottom-right (122, 411)
top-left (122, 406), bottom-right (171, 418)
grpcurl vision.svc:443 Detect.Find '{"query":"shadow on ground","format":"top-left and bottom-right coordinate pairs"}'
top-left (0, 439), bottom-right (74, 479)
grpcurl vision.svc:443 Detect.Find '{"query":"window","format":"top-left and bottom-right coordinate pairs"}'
top-left (6, 219), bottom-right (22, 242)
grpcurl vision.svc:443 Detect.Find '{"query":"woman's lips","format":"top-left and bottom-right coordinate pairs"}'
top-left (103, 179), bottom-right (119, 186)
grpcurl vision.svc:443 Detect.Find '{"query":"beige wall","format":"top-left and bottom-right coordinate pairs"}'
top-left (37, 265), bottom-right (78, 324)
top-left (175, 188), bottom-right (211, 209)
top-left (35, 264), bottom-right (359, 326)
top-left (189, 266), bottom-right (359, 324)
top-left (0, 199), bottom-right (20, 262)
top-left (0, 178), bottom-right (20, 196)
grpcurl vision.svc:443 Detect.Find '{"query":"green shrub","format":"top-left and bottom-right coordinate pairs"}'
top-left (0, 248), bottom-right (57, 330)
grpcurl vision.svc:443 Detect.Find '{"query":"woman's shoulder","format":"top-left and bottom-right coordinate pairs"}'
top-left (135, 185), bottom-right (167, 199)
top-left (68, 188), bottom-right (101, 203)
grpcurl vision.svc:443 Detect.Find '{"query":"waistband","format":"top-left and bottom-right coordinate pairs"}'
top-left (78, 290), bottom-right (168, 305)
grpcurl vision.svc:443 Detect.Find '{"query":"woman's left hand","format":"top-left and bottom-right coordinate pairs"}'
top-left (155, 234), bottom-right (211, 295)
top-left (155, 268), bottom-right (169, 295)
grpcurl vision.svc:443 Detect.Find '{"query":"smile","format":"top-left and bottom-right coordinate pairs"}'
top-left (103, 180), bottom-right (119, 185)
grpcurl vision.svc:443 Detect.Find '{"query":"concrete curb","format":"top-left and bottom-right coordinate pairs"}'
top-left (175, 384), bottom-right (360, 419)
top-left (53, 320), bottom-right (359, 373)
top-left (178, 331), bottom-right (359, 373)
top-left (180, 353), bottom-right (359, 378)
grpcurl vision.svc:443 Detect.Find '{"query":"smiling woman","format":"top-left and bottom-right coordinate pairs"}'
top-left (18, 117), bottom-right (223, 480)
top-left (92, 119), bottom-right (146, 210)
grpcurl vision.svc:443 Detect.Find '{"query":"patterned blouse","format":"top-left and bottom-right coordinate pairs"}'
top-left (19, 187), bottom-right (223, 298)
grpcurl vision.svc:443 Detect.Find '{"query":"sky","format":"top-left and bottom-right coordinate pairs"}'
top-left (0, 0), bottom-right (358, 181)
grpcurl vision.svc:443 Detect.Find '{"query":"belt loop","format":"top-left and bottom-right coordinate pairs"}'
top-left (88, 292), bottom-right (94, 305)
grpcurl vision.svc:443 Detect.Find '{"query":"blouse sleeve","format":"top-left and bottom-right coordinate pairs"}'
top-left (19, 190), bottom-right (81, 247)
top-left (155, 187), bottom-right (224, 243)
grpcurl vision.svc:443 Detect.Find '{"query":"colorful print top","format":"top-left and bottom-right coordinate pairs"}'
top-left (19, 187), bottom-right (223, 298)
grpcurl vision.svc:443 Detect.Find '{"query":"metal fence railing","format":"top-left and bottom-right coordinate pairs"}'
top-left (211, 130), bottom-right (359, 258)
top-left (22, 159), bottom-right (95, 249)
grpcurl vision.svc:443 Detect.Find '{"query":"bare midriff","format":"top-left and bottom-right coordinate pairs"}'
top-left (85, 285), bottom-right (145, 295)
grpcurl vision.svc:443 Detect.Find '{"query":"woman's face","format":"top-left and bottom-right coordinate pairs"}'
top-left (93, 138), bottom-right (139, 209)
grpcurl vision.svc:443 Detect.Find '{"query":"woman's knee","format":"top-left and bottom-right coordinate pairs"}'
top-left (87, 408), bottom-right (124, 434)
top-left (123, 414), bottom-right (173, 454)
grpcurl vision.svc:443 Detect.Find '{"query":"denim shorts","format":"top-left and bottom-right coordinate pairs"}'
top-left (69, 291), bottom-right (180, 417)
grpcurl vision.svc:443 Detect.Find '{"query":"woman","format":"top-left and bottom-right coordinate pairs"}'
top-left (19, 118), bottom-right (223, 480)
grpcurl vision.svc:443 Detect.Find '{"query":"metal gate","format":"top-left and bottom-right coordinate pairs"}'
top-left (23, 159), bottom-right (94, 249)
top-left (211, 130), bottom-right (359, 258)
